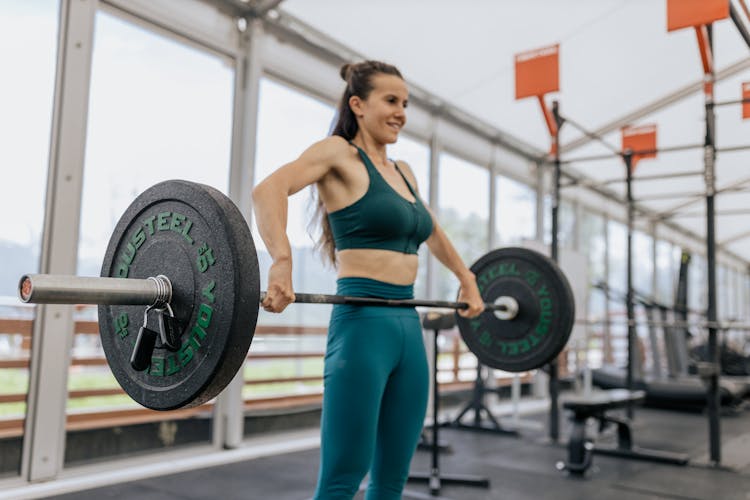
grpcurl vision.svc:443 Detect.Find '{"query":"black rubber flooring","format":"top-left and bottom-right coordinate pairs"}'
top-left (54, 404), bottom-right (750, 500)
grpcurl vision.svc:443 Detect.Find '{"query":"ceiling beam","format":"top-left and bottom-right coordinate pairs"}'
top-left (655, 176), bottom-right (750, 221)
top-left (201, 0), bottom-right (286, 18)
top-left (264, 10), bottom-right (546, 161)
top-left (558, 57), bottom-right (750, 155)
top-left (720, 228), bottom-right (750, 246)
top-left (731, 0), bottom-right (750, 50)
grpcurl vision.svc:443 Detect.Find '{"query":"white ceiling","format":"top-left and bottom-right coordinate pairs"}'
top-left (279, 0), bottom-right (750, 265)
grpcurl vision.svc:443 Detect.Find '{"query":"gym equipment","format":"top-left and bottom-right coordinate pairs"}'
top-left (18, 179), bottom-right (576, 410)
top-left (408, 311), bottom-right (490, 494)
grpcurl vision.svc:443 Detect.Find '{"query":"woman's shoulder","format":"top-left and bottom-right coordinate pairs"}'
top-left (299, 135), bottom-right (355, 165)
top-left (316, 135), bottom-right (353, 154)
top-left (393, 159), bottom-right (420, 191)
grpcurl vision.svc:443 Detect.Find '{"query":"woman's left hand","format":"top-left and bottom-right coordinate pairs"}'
top-left (457, 273), bottom-right (484, 318)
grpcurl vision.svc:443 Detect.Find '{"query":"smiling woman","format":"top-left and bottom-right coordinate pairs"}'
top-left (251, 59), bottom-right (486, 500)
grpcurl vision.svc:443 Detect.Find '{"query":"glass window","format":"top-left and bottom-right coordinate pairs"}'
top-left (735, 269), bottom-right (743, 321)
top-left (0, 0), bottom-right (59, 478)
top-left (586, 287), bottom-right (608, 368)
top-left (727, 268), bottom-right (741, 320)
top-left (70, 10), bottom-right (235, 465)
top-left (688, 253), bottom-right (707, 313)
top-left (743, 272), bottom-right (749, 321)
top-left (495, 175), bottom-right (536, 246)
top-left (633, 231), bottom-right (653, 298)
top-left (717, 265), bottom-right (728, 320)
top-left (655, 240), bottom-right (676, 306)
top-left (734, 269), bottom-right (743, 321)
top-left (436, 152), bottom-right (489, 300)
top-left (580, 211), bottom-right (606, 283)
top-left (607, 220), bottom-right (627, 366)
top-left (607, 221), bottom-right (627, 296)
top-left (558, 201), bottom-right (576, 250)
top-left (579, 210), bottom-right (607, 367)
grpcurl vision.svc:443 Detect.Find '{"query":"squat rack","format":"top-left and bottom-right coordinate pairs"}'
top-left (545, 19), bottom-right (750, 464)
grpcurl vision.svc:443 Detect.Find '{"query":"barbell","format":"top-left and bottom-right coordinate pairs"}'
top-left (17, 180), bottom-right (575, 411)
top-left (19, 275), bottom-right (519, 316)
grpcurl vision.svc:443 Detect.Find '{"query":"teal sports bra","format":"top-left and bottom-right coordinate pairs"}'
top-left (327, 145), bottom-right (434, 254)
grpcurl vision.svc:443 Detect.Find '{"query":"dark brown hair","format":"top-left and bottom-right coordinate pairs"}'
top-left (331, 60), bottom-right (403, 140)
top-left (312, 60), bottom-right (404, 265)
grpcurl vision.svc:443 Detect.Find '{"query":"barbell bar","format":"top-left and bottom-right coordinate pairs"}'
top-left (19, 274), bottom-right (519, 319)
top-left (15, 180), bottom-right (575, 410)
top-left (18, 274), bottom-right (516, 314)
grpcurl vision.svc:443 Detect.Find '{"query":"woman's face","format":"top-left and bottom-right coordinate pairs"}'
top-left (355, 73), bottom-right (408, 144)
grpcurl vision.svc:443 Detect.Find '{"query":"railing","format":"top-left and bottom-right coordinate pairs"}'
top-left (2, 306), bottom-right (717, 440)
top-left (0, 319), bottom-right (525, 438)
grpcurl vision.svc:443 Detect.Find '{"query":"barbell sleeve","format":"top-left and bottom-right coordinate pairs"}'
top-left (18, 274), bottom-right (172, 307)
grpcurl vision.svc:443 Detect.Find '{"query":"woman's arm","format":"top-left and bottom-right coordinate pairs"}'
top-left (424, 219), bottom-right (485, 318)
top-left (252, 136), bottom-right (346, 312)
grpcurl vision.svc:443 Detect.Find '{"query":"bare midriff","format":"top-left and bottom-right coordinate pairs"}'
top-left (336, 248), bottom-right (419, 285)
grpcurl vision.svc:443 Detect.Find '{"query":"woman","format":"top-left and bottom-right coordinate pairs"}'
top-left (252, 60), bottom-right (484, 500)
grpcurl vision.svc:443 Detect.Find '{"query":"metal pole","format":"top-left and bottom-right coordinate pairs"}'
top-left (625, 153), bottom-right (635, 420)
top-left (560, 142), bottom-right (705, 164)
top-left (430, 327), bottom-right (440, 494)
top-left (704, 24), bottom-right (721, 465)
top-left (549, 100), bottom-right (562, 442)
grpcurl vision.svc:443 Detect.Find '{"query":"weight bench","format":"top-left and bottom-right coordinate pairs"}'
top-left (558, 389), bottom-right (689, 476)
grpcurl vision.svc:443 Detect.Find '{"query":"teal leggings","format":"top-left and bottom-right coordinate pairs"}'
top-left (313, 278), bottom-right (429, 500)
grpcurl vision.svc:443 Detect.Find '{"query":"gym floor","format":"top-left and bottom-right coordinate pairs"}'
top-left (52, 402), bottom-right (750, 500)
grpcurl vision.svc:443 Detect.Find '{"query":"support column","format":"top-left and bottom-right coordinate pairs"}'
top-left (624, 153), bottom-right (635, 420)
top-left (424, 120), bottom-right (441, 424)
top-left (700, 24), bottom-right (721, 465)
top-left (535, 162), bottom-right (546, 243)
top-left (548, 100), bottom-right (562, 442)
top-left (426, 121), bottom-right (441, 300)
top-left (215, 17), bottom-right (265, 450)
top-left (22, 0), bottom-right (98, 482)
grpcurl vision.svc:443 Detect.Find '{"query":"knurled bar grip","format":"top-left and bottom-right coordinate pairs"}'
top-left (19, 274), bottom-right (172, 307)
top-left (261, 292), bottom-right (516, 315)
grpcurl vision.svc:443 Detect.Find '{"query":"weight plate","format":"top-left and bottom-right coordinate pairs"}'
top-left (98, 180), bottom-right (259, 410)
top-left (456, 247), bottom-right (575, 372)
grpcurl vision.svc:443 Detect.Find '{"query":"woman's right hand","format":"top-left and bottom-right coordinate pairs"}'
top-left (262, 258), bottom-right (295, 313)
